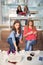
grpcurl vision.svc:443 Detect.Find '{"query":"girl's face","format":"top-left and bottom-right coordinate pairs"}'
top-left (14, 23), bottom-right (20, 30)
top-left (18, 6), bottom-right (21, 10)
top-left (29, 21), bottom-right (33, 26)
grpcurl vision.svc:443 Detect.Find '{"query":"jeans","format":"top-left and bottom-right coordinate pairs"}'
top-left (7, 38), bottom-right (15, 51)
top-left (7, 37), bottom-right (20, 52)
top-left (25, 40), bottom-right (37, 51)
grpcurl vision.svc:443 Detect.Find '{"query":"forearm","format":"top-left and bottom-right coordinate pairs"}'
top-left (19, 39), bottom-right (23, 44)
top-left (24, 33), bottom-right (28, 37)
top-left (14, 42), bottom-right (17, 51)
top-left (24, 32), bottom-right (32, 37)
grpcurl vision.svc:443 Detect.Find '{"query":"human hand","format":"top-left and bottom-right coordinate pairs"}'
top-left (26, 31), bottom-right (33, 35)
top-left (30, 31), bottom-right (33, 34)
top-left (24, 31), bottom-right (33, 37)
top-left (33, 31), bottom-right (37, 34)
top-left (16, 46), bottom-right (18, 52)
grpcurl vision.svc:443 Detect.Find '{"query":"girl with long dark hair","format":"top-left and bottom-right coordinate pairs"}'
top-left (7, 20), bottom-right (23, 54)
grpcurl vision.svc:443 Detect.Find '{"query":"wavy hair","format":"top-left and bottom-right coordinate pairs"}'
top-left (12, 20), bottom-right (21, 34)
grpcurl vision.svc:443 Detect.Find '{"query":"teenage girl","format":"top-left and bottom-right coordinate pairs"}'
top-left (7, 20), bottom-right (23, 54)
top-left (16, 5), bottom-right (23, 14)
top-left (24, 5), bottom-right (31, 16)
top-left (23, 20), bottom-right (37, 51)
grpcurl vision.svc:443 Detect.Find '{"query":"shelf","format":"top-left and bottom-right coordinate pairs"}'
top-left (0, 25), bottom-right (9, 28)
top-left (6, 3), bottom-right (26, 6)
top-left (30, 10), bottom-right (38, 14)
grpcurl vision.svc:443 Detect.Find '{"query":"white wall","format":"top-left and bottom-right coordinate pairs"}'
top-left (0, 0), bottom-right (2, 24)
top-left (28, 0), bottom-right (42, 7)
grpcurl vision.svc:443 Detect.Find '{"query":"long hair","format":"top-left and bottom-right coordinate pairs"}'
top-left (12, 20), bottom-right (21, 34)
top-left (27, 20), bottom-right (34, 27)
top-left (24, 5), bottom-right (29, 13)
top-left (27, 20), bottom-right (36, 30)
top-left (17, 5), bottom-right (22, 11)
